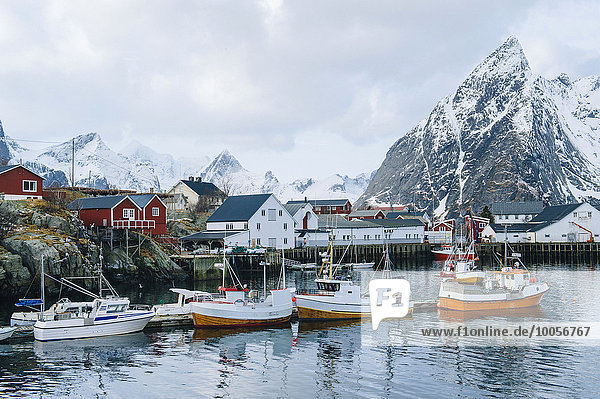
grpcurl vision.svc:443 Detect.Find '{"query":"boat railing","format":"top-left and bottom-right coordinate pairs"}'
top-left (301, 289), bottom-right (335, 296)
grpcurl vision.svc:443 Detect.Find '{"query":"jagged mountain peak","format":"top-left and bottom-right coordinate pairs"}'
top-left (359, 36), bottom-right (600, 218)
top-left (203, 149), bottom-right (244, 178)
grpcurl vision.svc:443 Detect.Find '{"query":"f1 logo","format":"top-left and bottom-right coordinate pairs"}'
top-left (369, 279), bottom-right (411, 330)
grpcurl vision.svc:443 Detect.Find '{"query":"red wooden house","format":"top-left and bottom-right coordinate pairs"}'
top-left (0, 165), bottom-right (44, 200)
top-left (465, 215), bottom-right (490, 242)
top-left (286, 199), bottom-right (352, 215)
top-left (68, 194), bottom-right (167, 235)
top-left (432, 219), bottom-right (455, 232)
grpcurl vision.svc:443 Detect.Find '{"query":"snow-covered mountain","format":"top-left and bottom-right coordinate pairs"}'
top-left (357, 36), bottom-right (600, 218)
top-left (0, 121), bottom-right (27, 164)
top-left (0, 121), bottom-right (369, 201)
top-left (197, 149), bottom-right (371, 202)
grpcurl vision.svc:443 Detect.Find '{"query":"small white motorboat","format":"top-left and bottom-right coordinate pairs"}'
top-left (32, 253), bottom-right (154, 342)
top-left (0, 326), bottom-right (16, 341)
top-left (34, 296), bottom-right (154, 342)
top-left (151, 288), bottom-right (214, 326)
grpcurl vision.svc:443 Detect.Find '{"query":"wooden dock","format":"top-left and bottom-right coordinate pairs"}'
top-left (478, 242), bottom-right (600, 265)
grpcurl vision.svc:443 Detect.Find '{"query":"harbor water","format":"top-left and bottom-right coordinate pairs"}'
top-left (1, 264), bottom-right (599, 398)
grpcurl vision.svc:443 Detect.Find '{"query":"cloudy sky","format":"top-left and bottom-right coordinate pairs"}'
top-left (1, 0), bottom-right (599, 181)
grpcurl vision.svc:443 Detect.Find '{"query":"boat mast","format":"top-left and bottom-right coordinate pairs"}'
top-left (222, 239), bottom-right (226, 287)
top-left (40, 254), bottom-right (45, 321)
top-left (504, 224), bottom-right (508, 268)
top-left (281, 248), bottom-right (286, 289)
top-left (263, 254), bottom-right (267, 299)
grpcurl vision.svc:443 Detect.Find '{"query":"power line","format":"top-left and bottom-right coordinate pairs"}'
top-left (0, 137), bottom-right (62, 144)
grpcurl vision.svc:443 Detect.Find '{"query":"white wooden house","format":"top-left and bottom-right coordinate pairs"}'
top-left (481, 202), bottom-right (600, 243)
top-left (182, 193), bottom-right (295, 249)
top-left (491, 201), bottom-right (544, 225)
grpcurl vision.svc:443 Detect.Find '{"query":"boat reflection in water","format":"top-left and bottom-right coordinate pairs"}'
top-left (438, 305), bottom-right (546, 321)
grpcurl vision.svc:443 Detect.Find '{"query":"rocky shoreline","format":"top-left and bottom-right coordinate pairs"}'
top-left (0, 200), bottom-right (188, 299)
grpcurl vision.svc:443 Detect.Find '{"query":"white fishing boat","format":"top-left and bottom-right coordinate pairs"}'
top-left (295, 238), bottom-right (412, 320)
top-left (32, 254), bottom-right (154, 342)
top-left (34, 297), bottom-right (155, 342)
top-left (438, 242), bottom-right (549, 311)
top-left (190, 250), bottom-right (293, 328)
top-left (0, 326), bottom-right (16, 341)
top-left (150, 288), bottom-right (214, 326)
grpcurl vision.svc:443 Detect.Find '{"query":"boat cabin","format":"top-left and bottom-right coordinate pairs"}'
top-left (314, 278), bottom-right (360, 300)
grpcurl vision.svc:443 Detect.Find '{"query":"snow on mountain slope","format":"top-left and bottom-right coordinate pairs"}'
top-left (198, 150), bottom-right (371, 202)
top-left (358, 36), bottom-right (600, 217)
top-left (121, 140), bottom-right (209, 190)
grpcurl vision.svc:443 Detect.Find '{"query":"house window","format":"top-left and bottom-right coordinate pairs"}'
top-left (256, 238), bottom-right (261, 245)
top-left (268, 209), bottom-right (276, 221)
top-left (279, 210), bottom-right (282, 217)
top-left (588, 212), bottom-right (592, 218)
top-left (23, 180), bottom-right (37, 192)
top-left (123, 209), bottom-right (135, 219)
top-left (261, 210), bottom-right (266, 216)
top-left (573, 212), bottom-right (577, 217)
top-left (226, 223), bottom-right (234, 230)
top-left (244, 223), bottom-right (248, 229)
top-left (152, 207), bottom-right (159, 216)
top-left (257, 223), bottom-right (261, 230)
top-left (284, 238), bottom-right (288, 245)
top-left (283, 223), bottom-right (288, 230)
top-left (545, 234), bottom-right (550, 238)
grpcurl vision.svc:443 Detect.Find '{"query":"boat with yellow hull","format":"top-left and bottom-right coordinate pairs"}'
top-left (438, 267), bottom-right (549, 312)
top-left (190, 288), bottom-right (293, 328)
top-left (296, 239), bottom-right (413, 321)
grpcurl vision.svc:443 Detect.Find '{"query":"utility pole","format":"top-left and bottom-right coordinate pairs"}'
top-left (71, 139), bottom-right (75, 190)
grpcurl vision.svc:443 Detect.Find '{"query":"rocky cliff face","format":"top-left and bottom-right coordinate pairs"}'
top-left (0, 201), bottom-right (185, 298)
top-left (358, 37), bottom-right (600, 218)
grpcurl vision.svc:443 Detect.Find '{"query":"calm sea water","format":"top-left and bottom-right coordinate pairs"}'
top-left (1, 264), bottom-right (599, 398)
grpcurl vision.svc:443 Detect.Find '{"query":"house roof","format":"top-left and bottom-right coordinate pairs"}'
top-left (0, 164), bottom-right (44, 179)
top-left (317, 214), bottom-right (372, 229)
top-left (385, 210), bottom-right (429, 219)
top-left (180, 230), bottom-right (245, 242)
top-left (348, 210), bottom-right (383, 217)
top-left (530, 203), bottom-right (582, 223)
top-left (367, 219), bottom-right (426, 228)
top-left (129, 194), bottom-right (158, 208)
top-left (487, 222), bottom-right (554, 233)
top-left (207, 194), bottom-right (272, 222)
top-left (180, 179), bottom-right (223, 196)
top-left (68, 195), bottom-right (139, 210)
top-left (491, 201), bottom-right (544, 215)
top-left (287, 199), bottom-right (350, 207)
top-left (0, 165), bottom-right (19, 174)
top-left (283, 203), bottom-right (304, 216)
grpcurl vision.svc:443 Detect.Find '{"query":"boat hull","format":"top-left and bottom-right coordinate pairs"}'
top-left (432, 251), bottom-right (475, 261)
top-left (438, 291), bottom-right (547, 311)
top-left (192, 313), bottom-right (291, 328)
top-left (33, 312), bottom-right (154, 342)
top-left (0, 327), bottom-right (16, 341)
top-left (190, 291), bottom-right (293, 328)
top-left (295, 295), bottom-right (370, 320)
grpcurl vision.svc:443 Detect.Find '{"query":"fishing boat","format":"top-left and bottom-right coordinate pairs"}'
top-left (432, 245), bottom-right (475, 261)
top-left (438, 242), bottom-right (549, 311)
top-left (190, 250), bottom-right (293, 328)
top-left (0, 326), bottom-right (16, 341)
top-left (346, 261), bottom-right (375, 270)
top-left (295, 237), bottom-right (412, 320)
top-left (439, 240), bottom-right (484, 283)
top-left (150, 288), bottom-right (214, 326)
top-left (32, 254), bottom-right (154, 342)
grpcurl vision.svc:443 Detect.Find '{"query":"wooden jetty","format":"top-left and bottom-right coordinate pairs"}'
top-left (478, 242), bottom-right (600, 265)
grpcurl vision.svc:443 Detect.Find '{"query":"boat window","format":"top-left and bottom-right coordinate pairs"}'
top-left (106, 304), bottom-right (120, 313)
